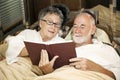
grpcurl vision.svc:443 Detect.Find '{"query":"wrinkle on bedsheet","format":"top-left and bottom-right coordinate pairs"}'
top-left (26, 66), bottom-right (114, 80)
top-left (0, 57), bottom-right (43, 80)
top-left (0, 57), bottom-right (114, 80)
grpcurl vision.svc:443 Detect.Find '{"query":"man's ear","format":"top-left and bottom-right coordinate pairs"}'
top-left (91, 25), bottom-right (96, 35)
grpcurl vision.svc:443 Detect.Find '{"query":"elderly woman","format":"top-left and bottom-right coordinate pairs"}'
top-left (5, 4), bottom-right (69, 64)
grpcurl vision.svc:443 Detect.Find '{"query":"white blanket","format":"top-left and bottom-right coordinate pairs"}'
top-left (0, 57), bottom-right (114, 80)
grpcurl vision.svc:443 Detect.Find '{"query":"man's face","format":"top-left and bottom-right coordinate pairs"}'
top-left (39, 13), bottom-right (61, 41)
top-left (72, 14), bottom-right (95, 44)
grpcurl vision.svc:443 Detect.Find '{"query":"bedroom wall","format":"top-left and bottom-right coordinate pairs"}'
top-left (0, 0), bottom-right (119, 43)
top-left (0, 0), bottom-right (25, 41)
top-left (23, 0), bottom-right (86, 27)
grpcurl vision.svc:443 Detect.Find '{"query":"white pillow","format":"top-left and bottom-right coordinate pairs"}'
top-left (65, 28), bottom-right (111, 45)
top-left (0, 42), bottom-right (8, 57)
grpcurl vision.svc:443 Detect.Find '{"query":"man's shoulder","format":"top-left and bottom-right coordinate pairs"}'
top-left (95, 40), bottom-right (117, 53)
top-left (93, 39), bottom-right (112, 47)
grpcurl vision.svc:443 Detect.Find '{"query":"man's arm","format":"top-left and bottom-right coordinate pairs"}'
top-left (69, 57), bottom-right (116, 79)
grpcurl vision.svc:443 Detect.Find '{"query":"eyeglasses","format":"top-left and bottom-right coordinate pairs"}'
top-left (41, 19), bottom-right (61, 28)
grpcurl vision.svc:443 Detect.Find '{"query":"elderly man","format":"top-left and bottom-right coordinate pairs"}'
top-left (39, 9), bottom-right (120, 80)
top-left (69, 9), bottom-right (120, 80)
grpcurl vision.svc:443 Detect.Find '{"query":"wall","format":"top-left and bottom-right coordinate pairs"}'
top-left (0, 0), bottom-right (24, 41)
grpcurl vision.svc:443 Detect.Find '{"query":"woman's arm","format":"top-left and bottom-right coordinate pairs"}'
top-left (19, 47), bottom-right (29, 57)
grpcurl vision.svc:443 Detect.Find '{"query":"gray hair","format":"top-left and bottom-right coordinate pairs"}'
top-left (75, 9), bottom-right (97, 26)
top-left (38, 6), bottom-right (64, 27)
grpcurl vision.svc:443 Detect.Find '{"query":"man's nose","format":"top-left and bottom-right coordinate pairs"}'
top-left (74, 27), bottom-right (82, 33)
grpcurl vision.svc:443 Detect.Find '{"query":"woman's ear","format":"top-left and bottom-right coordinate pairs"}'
top-left (39, 21), bottom-right (42, 28)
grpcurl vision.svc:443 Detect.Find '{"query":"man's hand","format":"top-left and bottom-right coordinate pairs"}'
top-left (39, 49), bottom-right (58, 74)
top-left (69, 57), bottom-right (115, 79)
top-left (69, 57), bottom-right (98, 71)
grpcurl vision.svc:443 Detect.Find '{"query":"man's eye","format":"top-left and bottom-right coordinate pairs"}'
top-left (73, 25), bottom-right (77, 28)
top-left (80, 25), bottom-right (85, 28)
top-left (80, 24), bottom-right (85, 29)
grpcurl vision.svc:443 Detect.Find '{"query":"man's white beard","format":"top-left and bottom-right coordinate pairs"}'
top-left (73, 35), bottom-right (90, 44)
top-left (73, 30), bottom-right (92, 44)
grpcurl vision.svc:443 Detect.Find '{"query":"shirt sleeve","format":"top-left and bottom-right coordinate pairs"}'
top-left (5, 30), bottom-right (31, 64)
top-left (103, 45), bottom-right (120, 80)
top-left (5, 35), bottom-right (25, 64)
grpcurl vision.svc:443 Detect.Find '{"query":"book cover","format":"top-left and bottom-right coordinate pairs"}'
top-left (24, 41), bottom-right (76, 69)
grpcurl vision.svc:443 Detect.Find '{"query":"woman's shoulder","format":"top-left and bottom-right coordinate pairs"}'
top-left (18, 29), bottom-right (38, 35)
top-left (21, 29), bottom-right (37, 33)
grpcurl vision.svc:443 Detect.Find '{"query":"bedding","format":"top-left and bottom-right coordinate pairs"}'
top-left (0, 57), bottom-right (43, 80)
top-left (27, 65), bottom-right (114, 80)
top-left (0, 57), bottom-right (113, 80)
top-left (0, 41), bottom-right (8, 61)
top-left (0, 5), bottom-right (117, 80)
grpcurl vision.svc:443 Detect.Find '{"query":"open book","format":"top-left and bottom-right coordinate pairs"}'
top-left (24, 41), bottom-right (76, 69)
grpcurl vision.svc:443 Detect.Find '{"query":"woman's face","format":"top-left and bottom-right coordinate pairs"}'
top-left (39, 13), bottom-right (61, 41)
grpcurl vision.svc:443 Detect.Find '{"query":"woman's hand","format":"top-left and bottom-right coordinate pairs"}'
top-left (39, 49), bottom-right (59, 74)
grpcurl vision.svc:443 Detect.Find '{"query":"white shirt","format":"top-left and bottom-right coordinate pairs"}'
top-left (5, 29), bottom-right (66, 64)
top-left (76, 39), bottom-right (120, 80)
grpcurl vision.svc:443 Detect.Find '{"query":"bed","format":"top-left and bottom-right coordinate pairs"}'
top-left (0, 26), bottom-right (114, 80)
top-left (0, 31), bottom-right (114, 80)
top-left (0, 5), bottom-right (119, 80)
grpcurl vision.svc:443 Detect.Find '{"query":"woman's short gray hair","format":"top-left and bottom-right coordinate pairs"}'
top-left (38, 6), bottom-right (64, 27)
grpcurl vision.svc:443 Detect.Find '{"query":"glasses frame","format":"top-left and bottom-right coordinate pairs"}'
top-left (41, 19), bottom-right (61, 28)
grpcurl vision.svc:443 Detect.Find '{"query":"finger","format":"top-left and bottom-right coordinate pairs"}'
top-left (69, 58), bottom-right (87, 66)
top-left (75, 65), bottom-right (81, 69)
top-left (69, 61), bottom-right (87, 70)
top-left (50, 56), bottom-right (59, 66)
top-left (69, 57), bottom-right (84, 62)
top-left (39, 49), bottom-right (44, 66)
top-left (69, 61), bottom-right (80, 66)
top-left (69, 61), bottom-right (81, 69)
top-left (43, 49), bottom-right (49, 63)
top-left (39, 49), bottom-right (47, 66)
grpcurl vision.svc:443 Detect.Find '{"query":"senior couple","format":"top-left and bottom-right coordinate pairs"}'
top-left (5, 4), bottom-right (120, 80)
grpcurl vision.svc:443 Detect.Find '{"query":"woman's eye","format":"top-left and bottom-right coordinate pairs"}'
top-left (48, 21), bottom-right (53, 25)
